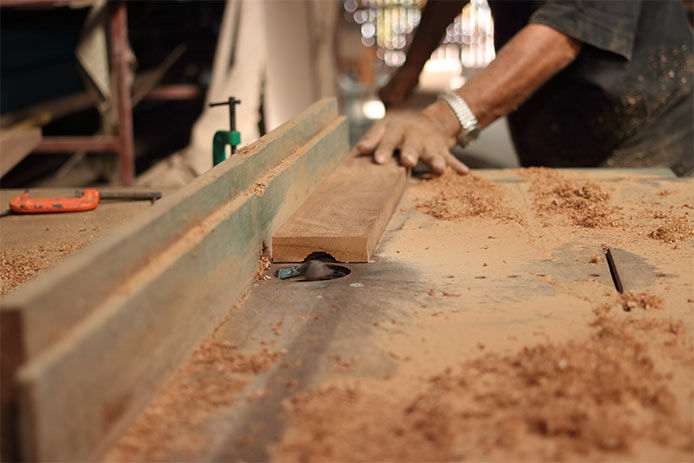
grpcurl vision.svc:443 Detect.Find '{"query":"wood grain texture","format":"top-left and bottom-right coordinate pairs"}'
top-left (0, 189), bottom-right (156, 461)
top-left (2, 99), bottom-right (348, 461)
top-left (272, 155), bottom-right (407, 262)
top-left (2, 99), bottom-right (338, 366)
top-left (0, 127), bottom-right (41, 177)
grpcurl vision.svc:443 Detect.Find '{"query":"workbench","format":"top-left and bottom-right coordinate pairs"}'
top-left (0, 189), bottom-right (168, 296)
top-left (101, 167), bottom-right (694, 462)
top-left (2, 100), bottom-right (692, 462)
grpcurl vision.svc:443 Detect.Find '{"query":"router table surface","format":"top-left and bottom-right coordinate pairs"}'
top-left (101, 168), bottom-right (694, 462)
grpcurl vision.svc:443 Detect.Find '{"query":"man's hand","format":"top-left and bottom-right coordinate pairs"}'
top-left (356, 104), bottom-right (470, 175)
top-left (361, 23), bottom-right (580, 176)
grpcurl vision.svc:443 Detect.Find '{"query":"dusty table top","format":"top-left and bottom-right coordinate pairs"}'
top-left (96, 168), bottom-right (692, 461)
top-left (0, 188), bottom-right (175, 296)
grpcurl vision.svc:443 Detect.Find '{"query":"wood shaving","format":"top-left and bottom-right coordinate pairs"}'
top-left (272, 310), bottom-right (692, 462)
top-left (618, 291), bottom-right (665, 312)
top-left (251, 181), bottom-right (267, 196)
top-left (257, 254), bottom-right (272, 280)
top-left (0, 245), bottom-right (77, 295)
top-left (272, 320), bottom-right (284, 337)
top-left (520, 168), bottom-right (622, 228)
top-left (412, 170), bottom-right (523, 224)
top-left (326, 354), bottom-right (360, 372)
top-left (658, 190), bottom-right (677, 197)
top-left (648, 216), bottom-right (693, 243)
top-left (105, 299), bottom-right (283, 462)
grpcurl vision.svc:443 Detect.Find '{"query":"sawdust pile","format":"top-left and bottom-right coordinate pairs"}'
top-left (0, 245), bottom-right (76, 296)
top-left (618, 291), bottom-right (665, 312)
top-left (0, 252), bottom-right (42, 295)
top-left (272, 310), bottom-right (692, 462)
top-left (521, 168), bottom-right (622, 228)
top-left (412, 170), bottom-right (523, 224)
top-left (648, 216), bottom-right (693, 243)
top-left (106, 321), bottom-right (284, 461)
top-left (257, 254), bottom-right (272, 280)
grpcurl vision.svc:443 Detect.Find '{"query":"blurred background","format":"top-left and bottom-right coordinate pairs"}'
top-left (1, 0), bottom-right (692, 188)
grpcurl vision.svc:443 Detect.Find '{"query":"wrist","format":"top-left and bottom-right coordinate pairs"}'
top-left (438, 91), bottom-right (481, 146)
top-left (422, 100), bottom-right (461, 138)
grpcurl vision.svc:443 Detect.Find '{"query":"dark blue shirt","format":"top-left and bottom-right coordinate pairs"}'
top-left (489, 0), bottom-right (693, 175)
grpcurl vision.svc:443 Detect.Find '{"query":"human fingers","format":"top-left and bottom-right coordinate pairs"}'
top-left (399, 136), bottom-right (423, 168)
top-left (444, 151), bottom-right (470, 175)
top-left (421, 142), bottom-right (448, 174)
top-left (424, 141), bottom-right (470, 175)
top-left (373, 126), bottom-right (404, 164)
top-left (356, 120), bottom-right (387, 154)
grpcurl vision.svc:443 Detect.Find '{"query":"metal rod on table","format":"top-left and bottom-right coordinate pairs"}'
top-left (98, 191), bottom-right (162, 203)
top-left (605, 248), bottom-right (624, 294)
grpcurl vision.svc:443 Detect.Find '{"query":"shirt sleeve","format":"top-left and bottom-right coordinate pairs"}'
top-left (529, 0), bottom-right (642, 60)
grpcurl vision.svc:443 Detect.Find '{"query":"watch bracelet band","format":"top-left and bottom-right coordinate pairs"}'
top-left (437, 91), bottom-right (480, 147)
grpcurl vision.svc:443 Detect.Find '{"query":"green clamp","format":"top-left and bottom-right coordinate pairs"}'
top-left (210, 96), bottom-right (242, 166)
top-left (212, 130), bottom-right (241, 166)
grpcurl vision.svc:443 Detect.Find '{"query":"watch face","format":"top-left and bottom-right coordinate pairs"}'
top-left (459, 126), bottom-right (480, 146)
top-left (466, 126), bottom-right (481, 140)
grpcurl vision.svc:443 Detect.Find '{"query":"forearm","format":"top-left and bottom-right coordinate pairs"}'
top-left (380, 1), bottom-right (468, 107)
top-left (403, 0), bottom-right (468, 71)
top-left (425, 23), bottom-right (582, 133)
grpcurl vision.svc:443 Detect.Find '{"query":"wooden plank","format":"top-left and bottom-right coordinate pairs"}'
top-left (0, 127), bottom-right (41, 177)
top-left (272, 155), bottom-right (407, 262)
top-left (0, 189), bottom-right (166, 461)
top-left (1, 99), bottom-right (338, 367)
top-left (1, 98), bottom-right (348, 461)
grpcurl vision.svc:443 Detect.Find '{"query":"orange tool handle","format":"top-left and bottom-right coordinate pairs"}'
top-left (9, 189), bottom-right (100, 213)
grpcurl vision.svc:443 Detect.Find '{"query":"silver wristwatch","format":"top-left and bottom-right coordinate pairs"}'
top-left (438, 91), bottom-right (480, 147)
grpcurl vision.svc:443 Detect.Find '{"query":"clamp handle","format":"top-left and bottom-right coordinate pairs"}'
top-left (210, 97), bottom-right (242, 161)
top-left (209, 96), bottom-right (242, 133)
